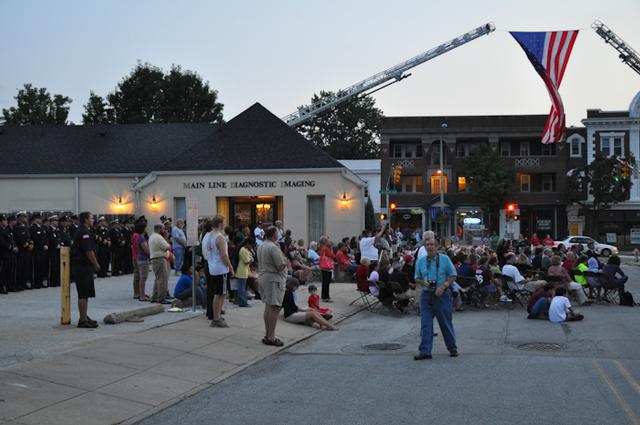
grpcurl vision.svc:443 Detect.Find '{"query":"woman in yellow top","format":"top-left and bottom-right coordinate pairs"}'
top-left (234, 238), bottom-right (254, 307)
top-left (574, 255), bottom-right (589, 286)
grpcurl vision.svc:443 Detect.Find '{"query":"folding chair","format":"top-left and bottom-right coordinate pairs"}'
top-left (456, 276), bottom-right (481, 308)
top-left (498, 273), bottom-right (530, 308)
top-left (597, 272), bottom-right (622, 304)
top-left (350, 288), bottom-right (379, 310)
top-left (581, 270), bottom-right (602, 301)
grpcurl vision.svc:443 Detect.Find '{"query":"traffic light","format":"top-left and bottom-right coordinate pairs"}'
top-left (505, 203), bottom-right (518, 221)
top-left (390, 202), bottom-right (397, 213)
top-left (393, 165), bottom-right (402, 185)
top-left (622, 160), bottom-right (629, 180)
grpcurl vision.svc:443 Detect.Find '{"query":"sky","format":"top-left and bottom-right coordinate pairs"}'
top-left (1, 0), bottom-right (639, 127)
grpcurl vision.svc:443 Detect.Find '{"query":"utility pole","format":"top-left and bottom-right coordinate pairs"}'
top-left (439, 123), bottom-right (447, 238)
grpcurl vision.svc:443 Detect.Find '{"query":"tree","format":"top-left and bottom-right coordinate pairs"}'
top-left (2, 84), bottom-right (72, 125)
top-left (463, 146), bottom-right (516, 232)
top-left (566, 151), bottom-right (636, 238)
top-left (82, 92), bottom-right (115, 124)
top-left (83, 63), bottom-right (224, 124)
top-left (364, 197), bottom-right (376, 231)
top-left (296, 91), bottom-right (383, 159)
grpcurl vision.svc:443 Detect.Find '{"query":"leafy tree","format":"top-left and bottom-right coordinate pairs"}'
top-left (2, 84), bottom-right (72, 125)
top-left (296, 91), bottom-right (383, 159)
top-left (82, 92), bottom-right (115, 124)
top-left (463, 146), bottom-right (516, 232)
top-left (83, 63), bottom-right (224, 124)
top-left (364, 197), bottom-right (376, 231)
top-left (566, 151), bottom-right (635, 238)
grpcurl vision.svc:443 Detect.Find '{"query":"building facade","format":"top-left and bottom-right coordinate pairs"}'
top-left (338, 159), bottom-right (381, 214)
top-left (0, 103), bottom-right (365, 243)
top-left (580, 91), bottom-right (640, 247)
top-left (380, 114), bottom-right (572, 241)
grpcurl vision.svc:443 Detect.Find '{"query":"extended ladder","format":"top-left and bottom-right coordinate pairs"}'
top-left (282, 23), bottom-right (495, 127)
top-left (592, 20), bottom-right (640, 76)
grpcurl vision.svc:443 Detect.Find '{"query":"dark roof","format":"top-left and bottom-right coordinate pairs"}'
top-left (381, 114), bottom-right (550, 133)
top-left (0, 103), bottom-right (342, 175)
top-left (565, 127), bottom-right (587, 137)
top-left (586, 109), bottom-right (629, 119)
top-left (159, 103), bottom-right (342, 171)
top-left (0, 123), bottom-right (214, 175)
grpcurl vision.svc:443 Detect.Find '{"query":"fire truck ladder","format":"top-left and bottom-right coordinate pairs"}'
top-left (282, 22), bottom-right (495, 127)
top-left (592, 20), bottom-right (640, 76)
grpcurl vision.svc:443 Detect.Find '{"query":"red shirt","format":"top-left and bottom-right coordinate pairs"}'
top-left (308, 293), bottom-right (331, 314)
top-left (543, 237), bottom-right (554, 246)
top-left (355, 265), bottom-right (369, 292)
top-left (336, 250), bottom-right (351, 271)
top-left (531, 236), bottom-right (541, 246)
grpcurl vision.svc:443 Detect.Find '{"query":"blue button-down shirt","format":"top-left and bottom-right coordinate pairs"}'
top-left (414, 253), bottom-right (457, 286)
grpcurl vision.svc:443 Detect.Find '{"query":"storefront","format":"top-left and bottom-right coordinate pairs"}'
top-left (0, 103), bottom-right (366, 243)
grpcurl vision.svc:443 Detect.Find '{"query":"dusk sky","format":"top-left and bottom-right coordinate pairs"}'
top-left (1, 0), bottom-right (639, 127)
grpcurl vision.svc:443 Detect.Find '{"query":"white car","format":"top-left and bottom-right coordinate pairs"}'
top-left (554, 236), bottom-right (619, 257)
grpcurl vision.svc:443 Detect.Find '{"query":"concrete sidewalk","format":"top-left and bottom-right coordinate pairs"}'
top-left (0, 282), bottom-right (364, 425)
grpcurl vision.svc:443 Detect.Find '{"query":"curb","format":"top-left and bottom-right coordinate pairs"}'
top-left (119, 299), bottom-right (366, 425)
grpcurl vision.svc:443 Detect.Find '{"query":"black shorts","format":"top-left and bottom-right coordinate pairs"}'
top-left (208, 274), bottom-right (226, 295)
top-left (73, 263), bottom-right (96, 299)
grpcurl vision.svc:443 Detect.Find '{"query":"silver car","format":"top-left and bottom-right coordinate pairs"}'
top-left (554, 236), bottom-right (619, 257)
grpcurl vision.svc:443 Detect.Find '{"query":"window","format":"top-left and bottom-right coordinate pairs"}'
top-left (399, 176), bottom-right (423, 193)
top-left (457, 144), bottom-right (466, 158)
top-left (542, 174), bottom-right (554, 192)
top-left (307, 196), bottom-right (325, 244)
top-left (600, 134), bottom-right (624, 157)
top-left (456, 142), bottom-right (481, 157)
top-left (519, 141), bottom-right (530, 156)
top-left (570, 137), bottom-right (581, 157)
top-left (541, 144), bottom-right (555, 156)
top-left (458, 176), bottom-right (468, 192)
top-left (500, 142), bottom-right (511, 157)
top-left (430, 172), bottom-right (448, 194)
top-left (520, 174), bottom-right (531, 192)
top-left (390, 142), bottom-right (422, 158)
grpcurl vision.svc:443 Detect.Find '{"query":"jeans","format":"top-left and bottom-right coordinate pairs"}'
top-left (419, 288), bottom-right (457, 355)
top-left (175, 287), bottom-right (206, 309)
top-left (173, 246), bottom-right (184, 273)
top-left (236, 278), bottom-right (249, 306)
top-left (530, 297), bottom-right (549, 318)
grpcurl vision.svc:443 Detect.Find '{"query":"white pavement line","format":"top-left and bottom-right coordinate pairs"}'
top-left (592, 359), bottom-right (640, 425)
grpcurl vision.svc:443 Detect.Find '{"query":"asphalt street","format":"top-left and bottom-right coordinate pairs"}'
top-left (139, 266), bottom-right (640, 425)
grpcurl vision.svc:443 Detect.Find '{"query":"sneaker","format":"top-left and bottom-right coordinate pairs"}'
top-left (86, 316), bottom-right (99, 326)
top-left (210, 319), bottom-right (229, 328)
top-left (78, 320), bottom-right (98, 329)
top-left (499, 295), bottom-right (513, 303)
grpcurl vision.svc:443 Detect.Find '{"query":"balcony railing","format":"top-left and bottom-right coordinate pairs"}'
top-left (514, 157), bottom-right (541, 167)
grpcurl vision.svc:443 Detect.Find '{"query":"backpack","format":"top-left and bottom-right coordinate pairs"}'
top-left (620, 291), bottom-right (635, 307)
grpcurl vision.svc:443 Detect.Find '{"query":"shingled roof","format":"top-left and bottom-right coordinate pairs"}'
top-left (0, 103), bottom-right (342, 175)
top-left (158, 103), bottom-right (343, 171)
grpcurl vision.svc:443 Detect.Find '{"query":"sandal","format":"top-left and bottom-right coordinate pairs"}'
top-left (262, 337), bottom-right (284, 347)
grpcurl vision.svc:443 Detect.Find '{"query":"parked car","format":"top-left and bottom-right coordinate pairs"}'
top-left (554, 236), bottom-right (619, 256)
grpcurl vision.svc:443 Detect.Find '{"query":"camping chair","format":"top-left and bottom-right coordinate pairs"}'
top-left (596, 272), bottom-right (622, 304)
top-left (581, 270), bottom-right (602, 302)
top-left (497, 273), bottom-right (530, 308)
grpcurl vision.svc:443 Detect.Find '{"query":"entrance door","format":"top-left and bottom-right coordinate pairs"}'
top-left (229, 196), bottom-right (278, 230)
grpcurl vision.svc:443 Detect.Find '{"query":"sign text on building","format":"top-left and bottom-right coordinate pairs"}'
top-left (183, 180), bottom-right (316, 190)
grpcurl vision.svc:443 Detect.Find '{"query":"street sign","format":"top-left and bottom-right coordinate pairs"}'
top-left (186, 197), bottom-right (199, 246)
top-left (379, 189), bottom-right (398, 195)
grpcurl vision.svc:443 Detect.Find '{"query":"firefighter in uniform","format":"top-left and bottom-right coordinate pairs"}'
top-left (14, 211), bottom-right (33, 290)
top-left (108, 219), bottom-right (125, 276)
top-left (30, 213), bottom-right (49, 288)
top-left (69, 214), bottom-right (79, 240)
top-left (121, 218), bottom-right (134, 274)
top-left (47, 215), bottom-right (62, 287)
top-left (0, 215), bottom-right (18, 294)
top-left (95, 216), bottom-right (110, 277)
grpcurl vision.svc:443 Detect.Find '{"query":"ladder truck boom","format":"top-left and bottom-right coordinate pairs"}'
top-left (592, 20), bottom-right (640, 76)
top-left (283, 22), bottom-right (495, 127)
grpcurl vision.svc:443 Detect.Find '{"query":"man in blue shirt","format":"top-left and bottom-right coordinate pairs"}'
top-left (414, 237), bottom-right (458, 360)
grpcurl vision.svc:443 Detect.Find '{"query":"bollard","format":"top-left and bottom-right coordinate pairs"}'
top-left (634, 248), bottom-right (639, 263)
top-left (60, 247), bottom-right (71, 325)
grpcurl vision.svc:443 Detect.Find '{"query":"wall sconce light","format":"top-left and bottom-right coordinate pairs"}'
top-left (340, 192), bottom-right (349, 207)
top-left (115, 196), bottom-right (124, 210)
top-left (150, 195), bottom-right (159, 209)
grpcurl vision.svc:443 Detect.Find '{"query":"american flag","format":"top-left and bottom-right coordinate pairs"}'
top-left (511, 30), bottom-right (579, 144)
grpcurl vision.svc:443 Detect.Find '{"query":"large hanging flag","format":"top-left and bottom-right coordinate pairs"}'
top-left (510, 30), bottom-right (579, 144)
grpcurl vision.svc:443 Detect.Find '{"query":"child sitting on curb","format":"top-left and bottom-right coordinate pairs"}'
top-left (307, 284), bottom-right (333, 320)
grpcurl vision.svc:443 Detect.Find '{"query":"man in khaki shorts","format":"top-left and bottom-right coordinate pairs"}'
top-left (258, 226), bottom-right (287, 346)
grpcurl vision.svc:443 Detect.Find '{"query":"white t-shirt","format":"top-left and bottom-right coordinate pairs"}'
top-left (368, 270), bottom-right (380, 296)
top-left (501, 264), bottom-right (526, 284)
top-left (359, 237), bottom-right (378, 261)
top-left (416, 246), bottom-right (427, 259)
top-left (549, 296), bottom-right (572, 323)
top-left (254, 227), bottom-right (265, 246)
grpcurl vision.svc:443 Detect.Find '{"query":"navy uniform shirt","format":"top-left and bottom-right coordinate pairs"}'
top-left (72, 225), bottom-right (95, 265)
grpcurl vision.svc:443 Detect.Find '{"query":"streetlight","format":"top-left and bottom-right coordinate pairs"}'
top-left (439, 122), bottom-right (447, 238)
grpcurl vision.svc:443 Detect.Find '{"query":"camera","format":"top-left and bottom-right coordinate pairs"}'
top-left (425, 280), bottom-right (437, 290)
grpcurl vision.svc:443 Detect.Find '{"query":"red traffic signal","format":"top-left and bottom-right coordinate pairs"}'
top-left (390, 202), bottom-right (397, 212)
top-left (507, 203), bottom-right (517, 212)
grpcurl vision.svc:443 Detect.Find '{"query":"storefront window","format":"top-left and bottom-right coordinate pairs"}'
top-left (458, 176), bottom-right (467, 192)
top-left (255, 202), bottom-right (274, 224)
